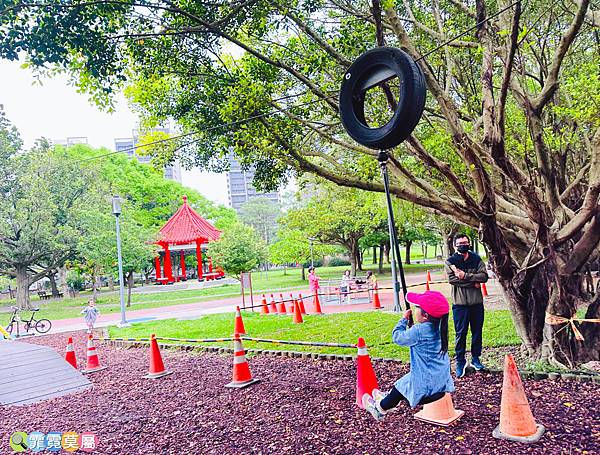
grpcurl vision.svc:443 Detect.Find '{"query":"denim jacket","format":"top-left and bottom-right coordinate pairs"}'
top-left (392, 318), bottom-right (455, 407)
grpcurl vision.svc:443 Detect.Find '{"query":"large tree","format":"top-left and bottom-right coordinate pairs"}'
top-left (0, 118), bottom-right (96, 309)
top-left (3, 0), bottom-right (600, 364)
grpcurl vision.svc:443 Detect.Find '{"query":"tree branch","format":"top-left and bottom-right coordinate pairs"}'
top-left (532, 0), bottom-right (590, 111)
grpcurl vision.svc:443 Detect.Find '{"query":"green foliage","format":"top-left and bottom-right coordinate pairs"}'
top-left (328, 257), bottom-right (351, 267)
top-left (238, 197), bottom-right (282, 244)
top-left (207, 223), bottom-right (267, 278)
top-left (66, 271), bottom-right (85, 291)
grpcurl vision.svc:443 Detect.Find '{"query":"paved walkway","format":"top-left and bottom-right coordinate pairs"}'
top-left (20, 270), bottom-right (505, 336)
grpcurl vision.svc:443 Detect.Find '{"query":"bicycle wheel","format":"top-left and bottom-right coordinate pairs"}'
top-left (35, 319), bottom-right (52, 333)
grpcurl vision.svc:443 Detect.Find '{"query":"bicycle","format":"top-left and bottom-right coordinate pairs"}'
top-left (6, 307), bottom-right (52, 335)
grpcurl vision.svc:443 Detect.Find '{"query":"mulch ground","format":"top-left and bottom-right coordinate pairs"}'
top-left (1, 332), bottom-right (599, 455)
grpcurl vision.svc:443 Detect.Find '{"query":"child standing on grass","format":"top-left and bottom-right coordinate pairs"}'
top-left (81, 299), bottom-right (99, 334)
top-left (363, 290), bottom-right (455, 421)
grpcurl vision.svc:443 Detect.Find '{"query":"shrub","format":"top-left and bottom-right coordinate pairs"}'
top-left (328, 257), bottom-right (351, 267)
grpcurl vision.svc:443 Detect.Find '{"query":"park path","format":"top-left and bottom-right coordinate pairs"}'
top-left (39, 270), bottom-right (505, 334)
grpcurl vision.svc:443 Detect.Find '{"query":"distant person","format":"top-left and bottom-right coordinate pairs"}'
top-left (308, 266), bottom-right (321, 298)
top-left (341, 270), bottom-right (352, 303)
top-left (81, 299), bottom-right (100, 334)
top-left (366, 271), bottom-right (378, 289)
top-left (445, 234), bottom-right (489, 378)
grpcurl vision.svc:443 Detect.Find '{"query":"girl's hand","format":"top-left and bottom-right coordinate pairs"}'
top-left (403, 309), bottom-right (412, 320)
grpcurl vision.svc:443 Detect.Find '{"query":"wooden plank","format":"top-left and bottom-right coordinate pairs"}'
top-left (0, 341), bottom-right (91, 406)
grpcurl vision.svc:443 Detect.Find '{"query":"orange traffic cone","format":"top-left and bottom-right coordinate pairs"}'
top-left (481, 282), bottom-right (489, 297)
top-left (234, 306), bottom-right (246, 335)
top-left (292, 300), bottom-right (304, 324)
top-left (372, 284), bottom-right (382, 310)
top-left (277, 296), bottom-right (286, 314)
top-left (279, 293), bottom-right (288, 314)
top-left (269, 294), bottom-right (278, 313)
top-left (426, 270), bottom-right (432, 291)
top-left (356, 337), bottom-right (379, 408)
top-left (82, 335), bottom-right (107, 374)
top-left (414, 393), bottom-right (464, 426)
top-left (143, 334), bottom-right (173, 379)
top-left (313, 293), bottom-right (323, 314)
top-left (492, 354), bottom-right (545, 443)
top-left (261, 294), bottom-right (269, 314)
top-left (298, 294), bottom-right (307, 315)
top-left (65, 336), bottom-right (77, 369)
top-left (225, 333), bottom-right (260, 389)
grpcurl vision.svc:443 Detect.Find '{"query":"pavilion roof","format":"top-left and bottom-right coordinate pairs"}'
top-left (157, 196), bottom-right (221, 245)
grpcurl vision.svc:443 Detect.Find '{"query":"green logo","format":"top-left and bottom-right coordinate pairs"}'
top-left (10, 432), bottom-right (28, 452)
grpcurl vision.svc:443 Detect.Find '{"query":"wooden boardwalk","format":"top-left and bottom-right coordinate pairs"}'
top-left (0, 341), bottom-right (91, 406)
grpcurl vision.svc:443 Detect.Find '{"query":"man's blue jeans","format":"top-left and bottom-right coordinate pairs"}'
top-left (452, 303), bottom-right (484, 361)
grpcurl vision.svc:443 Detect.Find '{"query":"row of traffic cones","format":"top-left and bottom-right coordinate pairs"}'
top-left (356, 338), bottom-right (544, 442)
top-left (65, 333), bottom-right (170, 379)
top-left (260, 293), bottom-right (319, 315)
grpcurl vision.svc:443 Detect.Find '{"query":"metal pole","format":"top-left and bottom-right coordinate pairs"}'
top-left (378, 151), bottom-right (410, 313)
top-left (114, 214), bottom-right (130, 328)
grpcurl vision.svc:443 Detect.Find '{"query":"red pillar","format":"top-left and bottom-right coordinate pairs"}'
top-left (164, 244), bottom-right (174, 283)
top-left (180, 250), bottom-right (187, 280)
top-left (196, 240), bottom-right (203, 280)
top-left (154, 256), bottom-right (162, 281)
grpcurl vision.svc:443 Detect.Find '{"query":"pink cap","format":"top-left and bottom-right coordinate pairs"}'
top-left (405, 291), bottom-right (449, 318)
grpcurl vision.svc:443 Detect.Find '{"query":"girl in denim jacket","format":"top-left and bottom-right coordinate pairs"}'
top-left (363, 290), bottom-right (455, 421)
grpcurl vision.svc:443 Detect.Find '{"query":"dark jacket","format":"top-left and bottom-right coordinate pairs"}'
top-left (444, 252), bottom-right (488, 306)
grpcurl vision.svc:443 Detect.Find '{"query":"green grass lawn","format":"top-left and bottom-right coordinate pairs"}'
top-left (109, 309), bottom-right (519, 362)
top-left (0, 263), bottom-right (443, 325)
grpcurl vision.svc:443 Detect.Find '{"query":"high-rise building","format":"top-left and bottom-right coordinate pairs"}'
top-left (114, 127), bottom-right (182, 183)
top-left (227, 152), bottom-right (279, 211)
top-left (51, 137), bottom-right (89, 147)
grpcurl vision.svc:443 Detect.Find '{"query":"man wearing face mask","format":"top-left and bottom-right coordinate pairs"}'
top-left (445, 234), bottom-right (489, 378)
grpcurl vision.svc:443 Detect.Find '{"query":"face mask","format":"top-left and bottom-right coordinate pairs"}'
top-left (456, 245), bottom-right (469, 254)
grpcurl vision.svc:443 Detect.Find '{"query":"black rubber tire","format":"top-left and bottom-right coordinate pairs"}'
top-left (35, 318), bottom-right (52, 333)
top-left (339, 47), bottom-right (426, 150)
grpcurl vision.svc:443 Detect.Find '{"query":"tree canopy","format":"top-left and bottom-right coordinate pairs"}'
top-left (2, 0), bottom-right (599, 363)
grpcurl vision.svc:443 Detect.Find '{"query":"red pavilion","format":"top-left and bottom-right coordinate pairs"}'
top-left (154, 196), bottom-right (224, 284)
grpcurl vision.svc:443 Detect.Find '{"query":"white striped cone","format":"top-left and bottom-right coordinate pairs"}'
top-left (82, 335), bottom-right (108, 374)
top-left (225, 333), bottom-right (260, 389)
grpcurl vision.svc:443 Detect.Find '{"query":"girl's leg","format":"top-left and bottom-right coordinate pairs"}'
top-left (380, 387), bottom-right (407, 411)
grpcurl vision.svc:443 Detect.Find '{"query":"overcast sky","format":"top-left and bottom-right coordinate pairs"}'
top-left (0, 59), bottom-right (229, 205)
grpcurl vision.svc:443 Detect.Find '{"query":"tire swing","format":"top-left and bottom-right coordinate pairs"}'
top-left (339, 47), bottom-right (426, 149)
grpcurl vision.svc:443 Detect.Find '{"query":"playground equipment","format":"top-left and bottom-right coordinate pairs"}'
top-left (321, 277), bottom-right (371, 305)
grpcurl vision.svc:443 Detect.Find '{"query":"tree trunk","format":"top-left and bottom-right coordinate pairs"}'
top-left (483, 221), bottom-right (600, 366)
top-left (445, 234), bottom-right (455, 258)
top-left (16, 266), bottom-right (31, 310)
top-left (59, 266), bottom-right (69, 299)
top-left (372, 246), bottom-right (377, 264)
top-left (48, 272), bottom-right (60, 298)
top-left (283, 265), bottom-right (287, 276)
top-left (404, 240), bottom-right (412, 265)
top-left (356, 245), bottom-right (363, 271)
top-left (108, 275), bottom-right (115, 292)
top-left (92, 266), bottom-right (99, 302)
top-left (383, 242), bottom-right (390, 263)
top-left (126, 271), bottom-right (134, 307)
top-left (378, 243), bottom-right (384, 274)
top-left (301, 265), bottom-right (305, 281)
